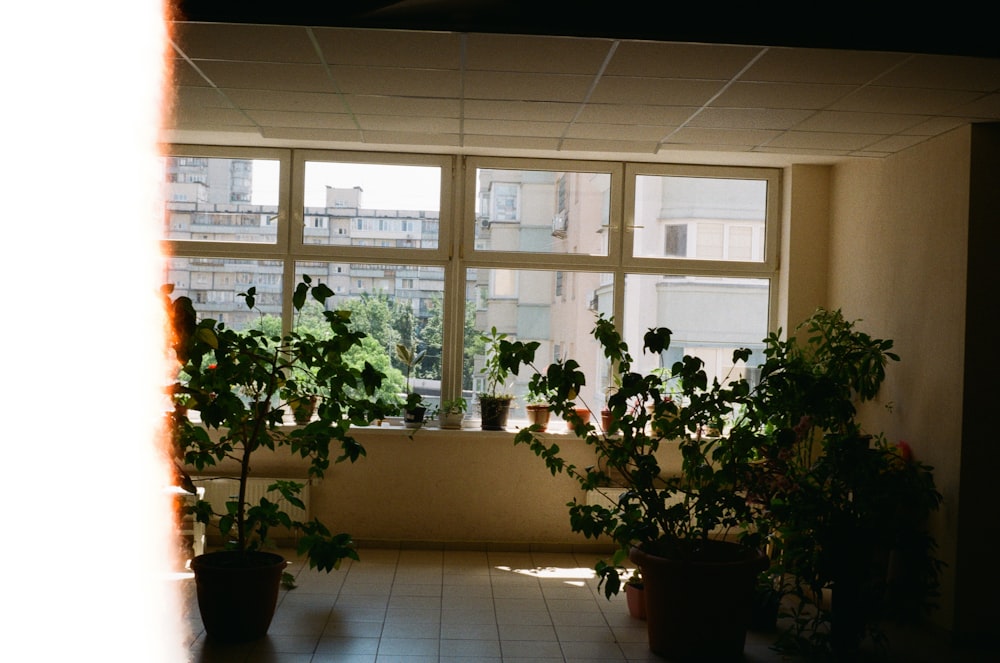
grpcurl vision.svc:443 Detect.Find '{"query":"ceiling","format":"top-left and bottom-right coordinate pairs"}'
top-left (164, 2), bottom-right (1000, 167)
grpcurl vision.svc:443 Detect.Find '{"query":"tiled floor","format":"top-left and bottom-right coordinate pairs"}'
top-left (180, 546), bottom-right (984, 663)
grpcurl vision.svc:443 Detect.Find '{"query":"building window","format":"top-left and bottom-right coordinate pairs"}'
top-left (164, 148), bottom-right (778, 419)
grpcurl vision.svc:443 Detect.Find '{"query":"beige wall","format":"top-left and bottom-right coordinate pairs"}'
top-left (828, 126), bottom-right (973, 638)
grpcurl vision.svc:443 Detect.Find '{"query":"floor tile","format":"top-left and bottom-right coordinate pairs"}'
top-left (181, 546), bottom-right (979, 663)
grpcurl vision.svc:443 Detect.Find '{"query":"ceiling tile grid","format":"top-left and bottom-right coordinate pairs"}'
top-left (165, 21), bottom-right (1000, 164)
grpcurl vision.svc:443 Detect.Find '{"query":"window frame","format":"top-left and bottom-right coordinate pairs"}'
top-left (163, 146), bottom-right (781, 412)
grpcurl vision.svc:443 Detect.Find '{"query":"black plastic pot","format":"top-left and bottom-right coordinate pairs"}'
top-left (190, 550), bottom-right (286, 642)
top-left (479, 397), bottom-right (511, 430)
top-left (630, 540), bottom-right (769, 660)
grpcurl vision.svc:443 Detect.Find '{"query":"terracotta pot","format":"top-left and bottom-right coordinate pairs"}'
top-left (630, 541), bottom-right (769, 660)
top-left (191, 550), bottom-right (286, 642)
top-left (600, 407), bottom-right (613, 433)
top-left (525, 404), bottom-right (550, 431)
top-left (625, 581), bottom-right (646, 620)
top-left (291, 396), bottom-right (317, 425)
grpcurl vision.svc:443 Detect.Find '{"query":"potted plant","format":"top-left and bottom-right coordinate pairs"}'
top-left (166, 275), bottom-right (393, 642)
top-left (514, 315), bottom-right (769, 659)
top-left (437, 397), bottom-right (468, 429)
top-left (524, 389), bottom-right (552, 432)
top-left (737, 308), bottom-right (943, 658)
top-left (624, 570), bottom-right (645, 620)
top-left (395, 342), bottom-right (426, 428)
top-left (477, 326), bottom-right (538, 430)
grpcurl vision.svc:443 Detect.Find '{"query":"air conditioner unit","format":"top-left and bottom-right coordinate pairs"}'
top-left (551, 213), bottom-right (568, 238)
top-left (478, 216), bottom-right (490, 229)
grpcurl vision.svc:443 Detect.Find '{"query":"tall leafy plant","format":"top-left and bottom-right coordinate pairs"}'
top-left (168, 275), bottom-right (393, 571)
top-left (514, 315), bottom-right (761, 597)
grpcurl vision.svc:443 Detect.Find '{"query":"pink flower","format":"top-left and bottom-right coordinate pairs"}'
top-left (895, 440), bottom-right (913, 463)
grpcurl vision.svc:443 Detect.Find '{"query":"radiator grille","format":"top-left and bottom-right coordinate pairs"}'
top-left (199, 477), bottom-right (310, 523)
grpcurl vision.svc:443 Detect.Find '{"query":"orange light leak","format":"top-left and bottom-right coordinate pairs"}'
top-left (3, 1), bottom-right (185, 660)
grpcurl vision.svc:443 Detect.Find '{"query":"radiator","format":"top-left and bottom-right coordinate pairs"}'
top-left (199, 477), bottom-right (310, 523)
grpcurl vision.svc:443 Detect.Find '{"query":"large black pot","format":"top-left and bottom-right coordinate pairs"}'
top-left (190, 550), bottom-right (286, 642)
top-left (630, 540), bottom-right (769, 660)
top-left (479, 396), bottom-right (511, 430)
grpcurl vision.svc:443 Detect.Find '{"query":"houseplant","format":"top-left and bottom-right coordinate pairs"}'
top-left (524, 390), bottom-right (552, 432)
top-left (395, 342), bottom-right (426, 428)
top-left (437, 397), bottom-right (468, 429)
top-left (514, 315), bottom-right (769, 659)
top-left (477, 326), bottom-right (539, 430)
top-left (736, 308), bottom-right (943, 658)
top-left (167, 275), bottom-right (393, 642)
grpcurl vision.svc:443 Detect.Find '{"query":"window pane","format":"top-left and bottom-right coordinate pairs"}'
top-left (468, 268), bottom-right (614, 424)
top-left (165, 257), bottom-right (284, 331)
top-left (162, 157), bottom-right (280, 243)
top-left (294, 261), bottom-right (447, 407)
top-left (303, 161), bottom-right (440, 248)
top-left (632, 175), bottom-right (767, 262)
top-left (623, 274), bottom-right (770, 386)
top-left (475, 168), bottom-right (611, 255)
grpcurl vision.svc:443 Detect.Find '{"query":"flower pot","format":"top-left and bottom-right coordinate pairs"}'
top-left (525, 404), bottom-right (550, 431)
top-left (439, 411), bottom-right (464, 429)
top-left (291, 396), bottom-right (317, 425)
top-left (190, 550), bottom-right (287, 642)
top-left (630, 541), bottom-right (769, 660)
top-left (403, 405), bottom-right (427, 428)
top-left (600, 407), bottom-right (613, 433)
top-left (479, 397), bottom-right (511, 430)
top-left (625, 581), bottom-right (646, 620)
top-left (571, 407), bottom-right (591, 424)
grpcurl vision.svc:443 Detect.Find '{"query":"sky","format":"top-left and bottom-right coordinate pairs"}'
top-left (253, 160), bottom-right (442, 211)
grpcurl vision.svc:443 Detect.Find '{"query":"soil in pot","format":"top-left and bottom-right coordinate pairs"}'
top-left (630, 540), bottom-right (769, 660)
top-left (190, 550), bottom-right (287, 642)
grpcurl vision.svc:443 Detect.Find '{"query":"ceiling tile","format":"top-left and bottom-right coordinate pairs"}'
top-left (224, 89), bottom-right (349, 113)
top-left (561, 138), bottom-right (658, 154)
top-left (346, 95), bottom-right (462, 117)
top-left (464, 118), bottom-right (568, 137)
top-left (464, 135), bottom-right (562, 150)
top-left (900, 116), bottom-right (971, 136)
top-left (465, 33), bottom-right (613, 74)
top-left (464, 71), bottom-right (593, 102)
top-left (575, 104), bottom-right (697, 126)
top-left (329, 65), bottom-right (461, 97)
top-left (463, 100), bottom-right (579, 121)
top-left (686, 107), bottom-right (814, 130)
top-left (711, 81), bottom-right (856, 110)
top-left (357, 115), bottom-right (460, 133)
top-left (565, 123), bottom-right (674, 141)
top-left (362, 130), bottom-right (461, 147)
top-left (873, 53), bottom-right (1000, 91)
top-left (260, 127), bottom-right (362, 141)
top-left (589, 77), bottom-right (726, 105)
top-left (244, 110), bottom-right (357, 130)
top-left (767, 131), bottom-right (886, 151)
top-left (171, 23), bottom-right (319, 63)
top-left (944, 93), bottom-right (1000, 119)
top-left (604, 42), bottom-right (762, 79)
top-left (196, 61), bottom-right (333, 93)
top-left (830, 86), bottom-right (983, 114)
top-left (313, 27), bottom-right (462, 69)
top-left (742, 47), bottom-right (910, 85)
top-left (793, 111), bottom-right (929, 134)
top-left (664, 127), bottom-right (782, 147)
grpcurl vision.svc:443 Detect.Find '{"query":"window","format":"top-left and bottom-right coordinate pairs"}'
top-left (164, 148), bottom-right (779, 425)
